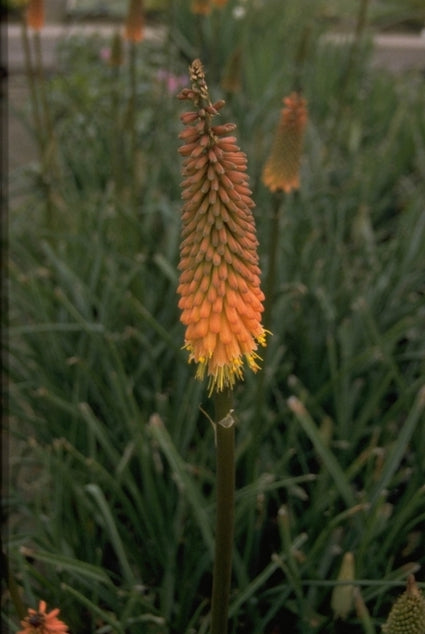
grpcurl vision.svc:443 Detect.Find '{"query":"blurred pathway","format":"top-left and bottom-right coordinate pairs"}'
top-left (7, 23), bottom-right (425, 74)
top-left (6, 24), bottom-right (425, 180)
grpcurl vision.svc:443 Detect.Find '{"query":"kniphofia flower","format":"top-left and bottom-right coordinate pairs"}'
top-left (262, 92), bottom-right (308, 193)
top-left (190, 0), bottom-right (212, 15)
top-left (177, 59), bottom-right (266, 394)
top-left (25, 0), bottom-right (44, 31)
top-left (18, 600), bottom-right (69, 634)
top-left (124, 0), bottom-right (144, 43)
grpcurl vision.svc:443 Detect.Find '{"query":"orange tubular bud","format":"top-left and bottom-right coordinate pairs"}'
top-left (262, 92), bottom-right (308, 193)
top-left (26, 0), bottom-right (44, 31)
top-left (177, 59), bottom-right (266, 394)
top-left (124, 0), bottom-right (144, 43)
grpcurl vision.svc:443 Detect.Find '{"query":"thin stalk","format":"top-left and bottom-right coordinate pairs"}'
top-left (330, 0), bottom-right (370, 147)
top-left (20, 16), bottom-right (43, 154)
top-left (33, 28), bottom-right (60, 224)
top-left (247, 192), bottom-right (283, 482)
top-left (263, 191), bottom-right (283, 332)
top-left (128, 41), bottom-right (138, 209)
top-left (210, 388), bottom-right (235, 634)
top-left (111, 65), bottom-right (122, 196)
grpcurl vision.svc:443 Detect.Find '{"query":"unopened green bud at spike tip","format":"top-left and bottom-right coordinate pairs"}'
top-left (382, 575), bottom-right (425, 634)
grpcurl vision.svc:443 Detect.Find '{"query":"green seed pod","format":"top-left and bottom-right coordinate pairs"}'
top-left (382, 575), bottom-right (425, 634)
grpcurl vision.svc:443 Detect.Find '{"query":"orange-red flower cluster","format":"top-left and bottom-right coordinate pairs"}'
top-left (26, 0), bottom-right (44, 31)
top-left (262, 92), bottom-right (308, 193)
top-left (190, 0), bottom-right (228, 15)
top-left (124, 0), bottom-right (144, 43)
top-left (18, 601), bottom-right (68, 634)
top-left (177, 59), bottom-right (266, 394)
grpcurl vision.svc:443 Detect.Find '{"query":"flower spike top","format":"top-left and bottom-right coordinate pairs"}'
top-left (25, 0), bottom-right (44, 31)
top-left (18, 600), bottom-right (69, 634)
top-left (177, 59), bottom-right (266, 394)
top-left (124, 0), bottom-right (144, 43)
top-left (262, 92), bottom-right (308, 193)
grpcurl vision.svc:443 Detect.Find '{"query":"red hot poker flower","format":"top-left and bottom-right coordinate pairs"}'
top-left (18, 600), bottom-right (69, 634)
top-left (26, 0), bottom-right (44, 31)
top-left (190, 0), bottom-right (212, 15)
top-left (262, 92), bottom-right (308, 193)
top-left (177, 59), bottom-right (266, 394)
top-left (124, 0), bottom-right (144, 43)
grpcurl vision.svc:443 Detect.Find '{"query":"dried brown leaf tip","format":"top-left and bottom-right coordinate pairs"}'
top-left (262, 92), bottom-right (308, 193)
top-left (177, 60), bottom-right (266, 394)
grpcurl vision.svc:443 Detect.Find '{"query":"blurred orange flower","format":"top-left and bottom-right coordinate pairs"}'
top-left (26, 0), bottom-right (44, 31)
top-left (190, 0), bottom-right (212, 15)
top-left (262, 92), bottom-right (308, 193)
top-left (177, 60), bottom-right (266, 394)
top-left (124, 0), bottom-right (144, 43)
top-left (18, 601), bottom-right (68, 634)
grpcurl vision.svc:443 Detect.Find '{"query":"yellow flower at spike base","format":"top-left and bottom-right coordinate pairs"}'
top-left (177, 59), bottom-right (266, 394)
top-left (18, 600), bottom-right (69, 634)
top-left (262, 92), bottom-right (308, 193)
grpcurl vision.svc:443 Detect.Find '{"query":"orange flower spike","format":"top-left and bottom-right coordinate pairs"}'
top-left (190, 0), bottom-right (212, 15)
top-left (124, 0), bottom-right (144, 43)
top-left (18, 600), bottom-right (69, 634)
top-left (26, 0), bottom-right (44, 31)
top-left (262, 92), bottom-right (308, 194)
top-left (177, 59), bottom-right (267, 394)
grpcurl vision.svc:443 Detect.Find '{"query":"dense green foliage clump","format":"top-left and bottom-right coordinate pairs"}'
top-left (4, 1), bottom-right (425, 632)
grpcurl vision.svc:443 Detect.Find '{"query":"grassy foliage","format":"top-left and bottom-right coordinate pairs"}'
top-left (4, 1), bottom-right (425, 632)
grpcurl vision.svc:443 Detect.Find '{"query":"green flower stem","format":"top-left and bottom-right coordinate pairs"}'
top-left (210, 388), bottom-right (235, 634)
top-left (263, 191), bottom-right (283, 332)
top-left (20, 16), bottom-right (43, 153)
top-left (128, 41), bottom-right (138, 209)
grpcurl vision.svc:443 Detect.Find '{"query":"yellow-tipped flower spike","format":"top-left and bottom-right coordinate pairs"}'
top-left (124, 0), bottom-right (144, 43)
top-left (25, 0), bottom-right (44, 31)
top-left (383, 575), bottom-right (425, 634)
top-left (177, 59), bottom-right (267, 395)
top-left (262, 92), bottom-right (308, 193)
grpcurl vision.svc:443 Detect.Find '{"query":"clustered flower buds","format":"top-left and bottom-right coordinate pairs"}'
top-left (190, 0), bottom-right (228, 15)
top-left (262, 92), bottom-right (308, 193)
top-left (382, 575), bottom-right (425, 634)
top-left (177, 59), bottom-right (266, 394)
top-left (25, 0), bottom-right (44, 31)
top-left (124, 0), bottom-right (144, 43)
